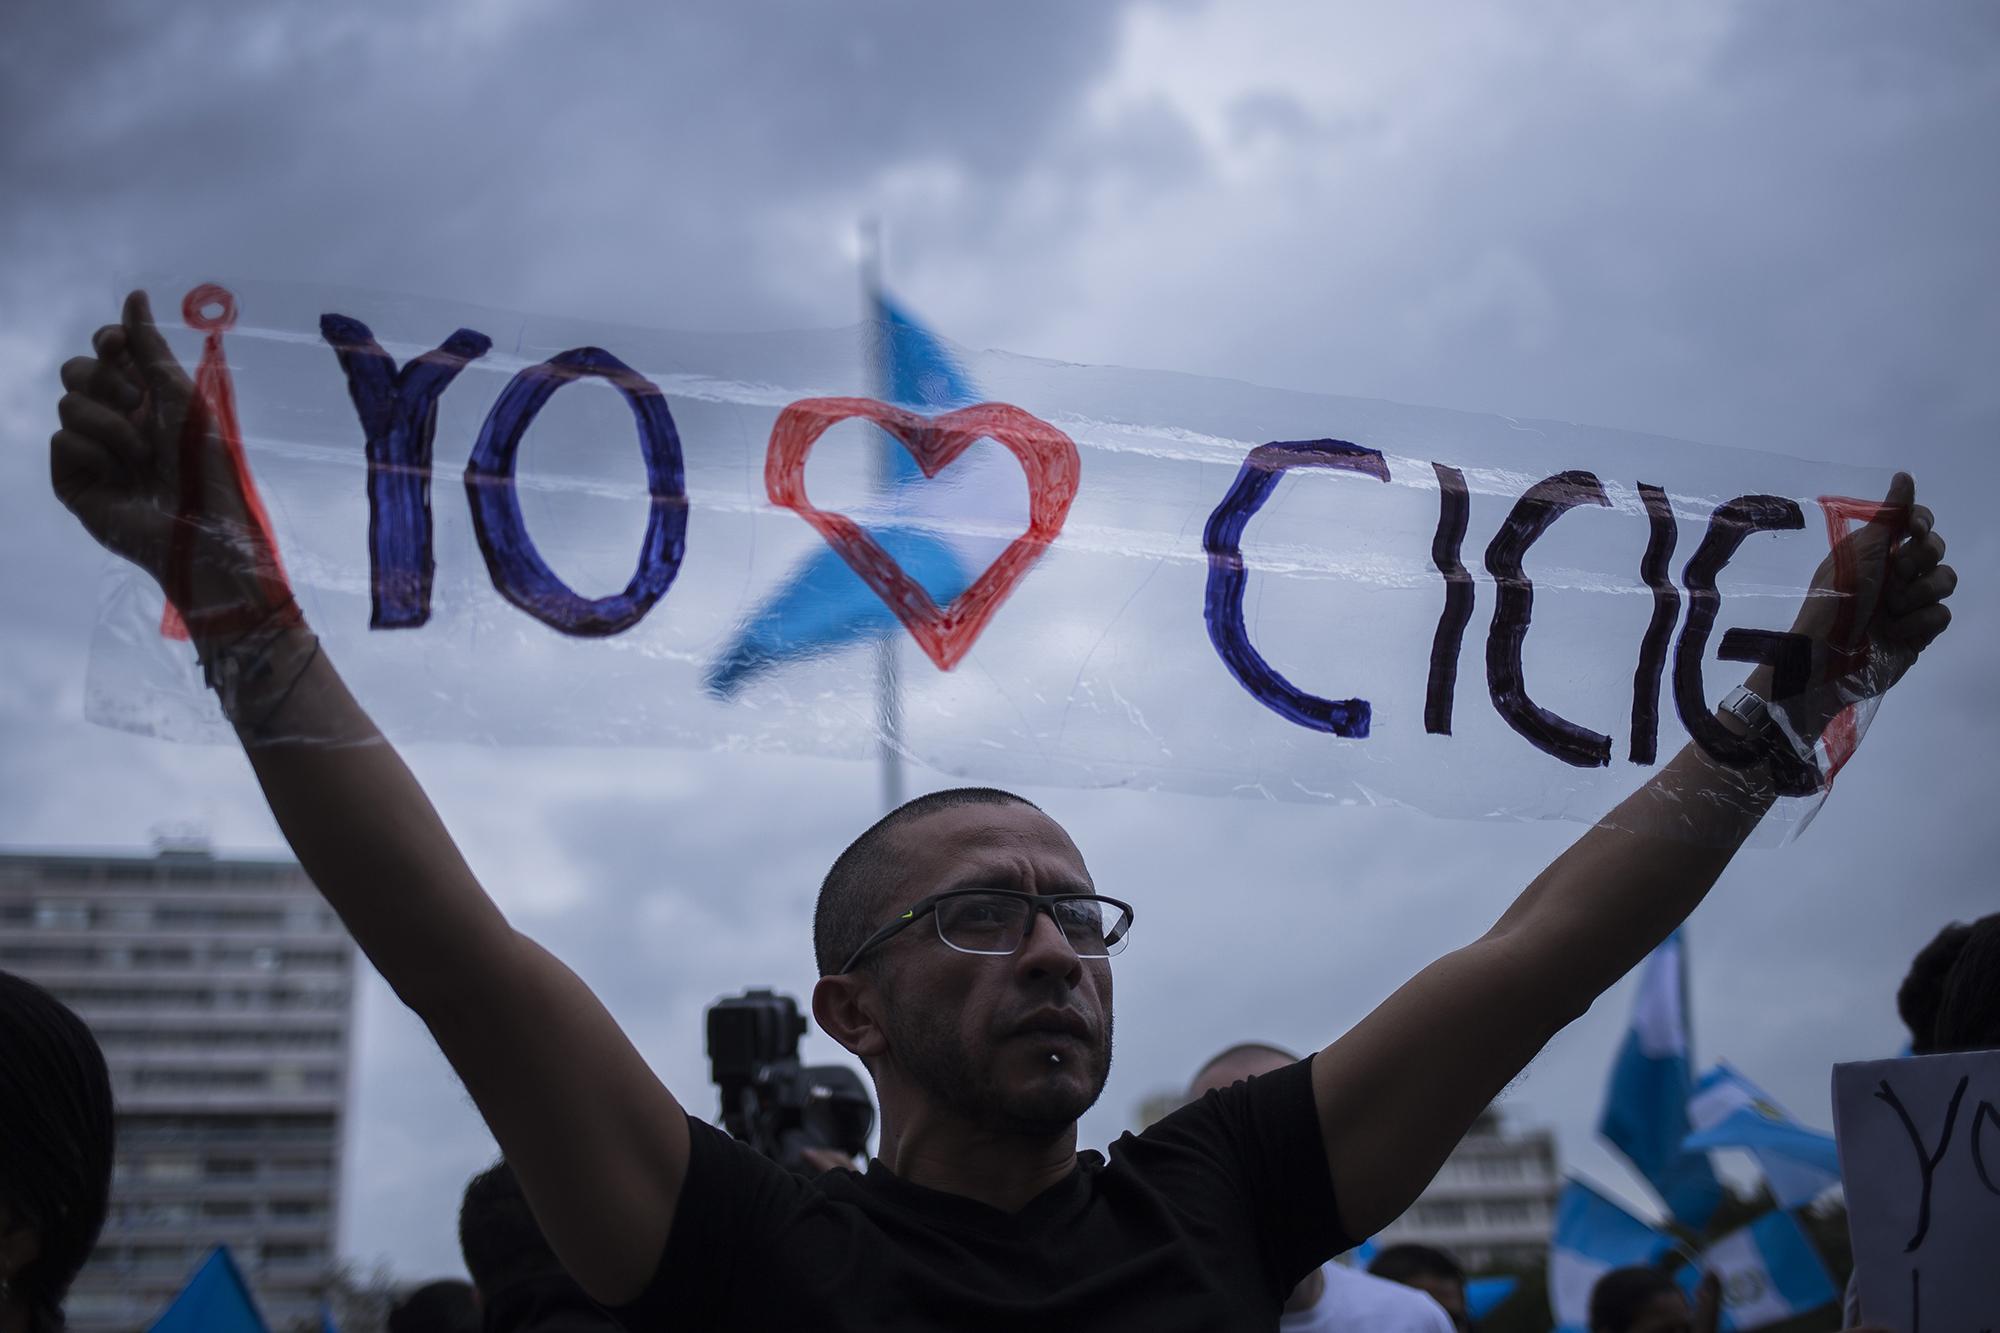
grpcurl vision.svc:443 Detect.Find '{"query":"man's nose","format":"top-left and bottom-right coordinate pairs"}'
top-left (1014, 906), bottom-right (1084, 985)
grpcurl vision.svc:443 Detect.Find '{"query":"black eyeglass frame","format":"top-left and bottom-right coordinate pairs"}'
top-left (838, 888), bottom-right (1136, 975)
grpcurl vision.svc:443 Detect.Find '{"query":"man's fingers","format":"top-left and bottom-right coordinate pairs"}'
top-left (1888, 602), bottom-right (1951, 652)
top-left (58, 391), bottom-right (144, 467)
top-left (50, 427), bottom-right (126, 509)
top-left (121, 289), bottom-right (192, 400)
top-left (1889, 564), bottom-right (1956, 616)
top-left (60, 356), bottom-right (98, 393)
top-left (1896, 529), bottom-right (1946, 581)
top-left (61, 355), bottom-right (145, 412)
top-left (1881, 470), bottom-right (1915, 513)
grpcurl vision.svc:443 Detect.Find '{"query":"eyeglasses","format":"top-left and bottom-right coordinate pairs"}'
top-left (838, 889), bottom-right (1135, 975)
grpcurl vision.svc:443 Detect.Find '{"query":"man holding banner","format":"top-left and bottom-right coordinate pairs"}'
top-left (50, 291), bottom-right (1956, 1331)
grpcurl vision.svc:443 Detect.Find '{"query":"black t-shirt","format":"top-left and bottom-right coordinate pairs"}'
top-left (610, 1055), bottom-right (1348, 1332)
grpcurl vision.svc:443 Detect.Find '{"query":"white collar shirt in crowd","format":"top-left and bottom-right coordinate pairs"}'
top-left (1279, 1262), bottom-right (1457, 1333)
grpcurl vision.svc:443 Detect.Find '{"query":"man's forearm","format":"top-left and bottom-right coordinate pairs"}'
top-left (219, 622), bottom-right (516, 1015)
top-left (1491, 684), bottom-right (1806, 1014)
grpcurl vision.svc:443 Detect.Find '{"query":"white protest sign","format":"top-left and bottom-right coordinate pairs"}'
top-left (1833, 1050), bottom-right (2000, 1330)
top-left (87, 277), bottom-right (1898, 832)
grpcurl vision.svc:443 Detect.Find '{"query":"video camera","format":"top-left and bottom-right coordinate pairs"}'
top-left (705, 987), bottom-right (875, 1171)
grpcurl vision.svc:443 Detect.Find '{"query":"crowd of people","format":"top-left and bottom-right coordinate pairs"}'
top-left (3, 906), bottom-right (1995, 1329)
top-left (10, 292), bottom-right (1972, 1330)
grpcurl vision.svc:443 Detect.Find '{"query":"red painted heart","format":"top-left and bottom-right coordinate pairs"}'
top-left (765, 397), bottom-right (1080, 671)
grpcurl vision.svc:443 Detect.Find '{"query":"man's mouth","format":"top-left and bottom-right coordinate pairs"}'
top-left (1009, 1009), bottom-right (1093, 1042)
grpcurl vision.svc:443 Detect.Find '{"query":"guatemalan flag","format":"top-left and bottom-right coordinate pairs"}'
top-left (704, 290), bottom-right (1015, 696)
top-left (1548, 1178), bottom-right (1676, 1333)
top-left (1675, 1211), bottom-right (1838, 1330)
top-left (1683, 1063), bottom-right (1841, 1209)
top-left (1598, 930), bottom-right (1724, 1227)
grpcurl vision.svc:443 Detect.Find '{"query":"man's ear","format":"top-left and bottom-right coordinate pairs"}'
top-left (812, 972), bottom-right (889, 1061)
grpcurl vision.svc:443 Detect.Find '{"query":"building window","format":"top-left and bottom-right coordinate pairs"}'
top-left (140, 1154), bottom-right (199, 1183)
top-left (1416, 1201), bottom-right (1467, 1227)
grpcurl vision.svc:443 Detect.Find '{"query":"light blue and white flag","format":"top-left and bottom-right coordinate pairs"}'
top-left (1677, 1210), bottom-right (1838, 1331)
top-left (1684, 1062), bottom-right (1841, 1208)
top-left (1548, 1178), bottom-right (1677, 1333)
top-left (1598, 930), bottom-right (1724, 1227)
top-left (148, 1246), bottom-right (270, 1333)
top-left (704, 290), bottom-right (1015, 696)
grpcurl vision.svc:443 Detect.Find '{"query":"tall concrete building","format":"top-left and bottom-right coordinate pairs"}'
top-left (0, 837), bottom-right (355, 1332)
top-left (1373, 1105), bottom-right (1561, 1271)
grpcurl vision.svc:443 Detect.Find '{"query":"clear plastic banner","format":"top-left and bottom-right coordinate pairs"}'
top-left (87, 278), bottom-right (1893, 831)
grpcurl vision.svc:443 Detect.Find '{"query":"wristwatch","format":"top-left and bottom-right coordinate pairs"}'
top-left (1718, 685), bottom-right (1820, 772)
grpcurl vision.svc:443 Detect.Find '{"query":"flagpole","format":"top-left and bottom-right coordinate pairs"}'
top-left (861, 217), bottom-right (906, 814)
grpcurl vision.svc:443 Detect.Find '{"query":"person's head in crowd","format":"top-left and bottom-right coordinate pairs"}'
top-left (459, 1158), bottom-right (616, 1331)
top-left (0, 970), bottom-right (114, 1333)
top-left (1187, 1042), bottom-right (1302, 1098)
top-left (387, 1278), bottom-right (480, 1333)
top-left (1369, 1243), bottom-right (1471, 1331)
top-left (1900, 920), bottom-right (1973, 1053)
top-left (1587, 1265), bottom-right (1692, 1333)
top-left (810, 788), bottom-right (1124, 1146)
top-left (1903, 912), bottom-right (2000, 1053)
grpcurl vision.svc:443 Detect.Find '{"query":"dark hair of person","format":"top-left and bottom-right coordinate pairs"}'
top-left (0, 970), bottom-right (115, 1332)
top-left (385, 1278), bottom-right (479, 1333)
top-left (458, 1158), bottom-right (558, 1298)
top-left (1899, 921), bottom-right (1975, 1054)
top-left (458, 1159), bottom-right (617, 1330)
top-left (1368, 1242), bottom-right (1467, 1289)
top-left (1587, 1265), bottom-right (1679, 1333)
top-left (1931, 912), bottom-right (2000, 1053)
top-left (813, 787), bottom-right (1042, 976)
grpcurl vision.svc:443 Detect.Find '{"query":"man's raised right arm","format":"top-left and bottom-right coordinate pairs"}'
top-left (51, 291), bottom-right (687, 1303)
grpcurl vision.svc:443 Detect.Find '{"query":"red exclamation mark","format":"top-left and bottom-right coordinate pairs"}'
top-left (160, 284), bottom-right (293, 639)
top-left (1813, 493), bottom-right (1908, 782)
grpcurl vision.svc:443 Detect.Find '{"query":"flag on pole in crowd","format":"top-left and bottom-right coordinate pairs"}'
top-left (1675, 1210), bottom-right (1839, 1331)
top-left (701, 287), bottom-right (983, 698)
top-left (1548, 1178), bottom-right (1677, 1333)
top-left (1684, 1062), bottom-right (1841, 1208)
top-left (147, 1246), bottom-right (270, 1333)
top-left (1598, 930), bottom-right (1724, 1227)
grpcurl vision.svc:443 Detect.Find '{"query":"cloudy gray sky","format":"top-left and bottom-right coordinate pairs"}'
top-left (3, 0), bottom-right (1996, 1283)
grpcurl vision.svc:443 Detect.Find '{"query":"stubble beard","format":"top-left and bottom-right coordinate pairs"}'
top-left (884, 990), bottom-right (1115, 1136)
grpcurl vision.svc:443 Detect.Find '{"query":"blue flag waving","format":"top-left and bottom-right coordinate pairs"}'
top-left (1684, 1062), bottom-right (1841, 1209)
top-left (1598, 930), bottom-right (1724, 1227)
top-left (147, 1246), bottom-right (270, 1333)
top-left (1548, 1179), bottom-right (1677, 1333)
top-left (1677, 1210), bottom-right (1838, 1330)
top-left (703, 290), bottom-right (985, 696)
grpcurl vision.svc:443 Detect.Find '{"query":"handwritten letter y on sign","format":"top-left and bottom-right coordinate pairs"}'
top-left (1833, 1050), bottom-right (2000, 1330)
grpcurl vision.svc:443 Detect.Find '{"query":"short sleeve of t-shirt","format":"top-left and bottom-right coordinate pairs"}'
top-left (610, 1117), bottom-right (825, 1329)
top-left (1111, 1053), bottom-right (1349, 1291)
top-left (611, 1055), bottom-right (1347, 1331)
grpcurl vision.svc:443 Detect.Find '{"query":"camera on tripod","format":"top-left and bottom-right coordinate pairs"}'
top-left (706, 987), bottom-right (875, 1171)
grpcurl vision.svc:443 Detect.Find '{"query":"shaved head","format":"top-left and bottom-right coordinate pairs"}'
top-left (813, 787), bottom-right (1043, 977)
top-left (1187, 1041), bottom-right (1300, 1098)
